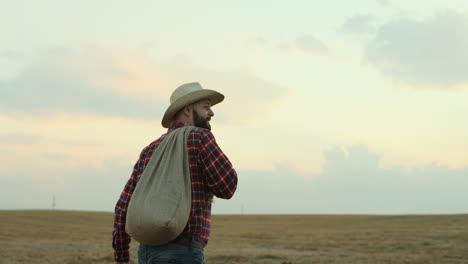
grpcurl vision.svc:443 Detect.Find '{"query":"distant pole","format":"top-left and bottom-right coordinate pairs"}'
top-left (52, 195), bottom-right (56, 210)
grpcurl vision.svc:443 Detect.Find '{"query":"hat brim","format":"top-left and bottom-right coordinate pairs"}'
top-left (161, 89), bottom-right (224, 128)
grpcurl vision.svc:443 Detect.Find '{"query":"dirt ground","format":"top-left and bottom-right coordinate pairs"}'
top-left (1, 210), bottom-right (467, 263)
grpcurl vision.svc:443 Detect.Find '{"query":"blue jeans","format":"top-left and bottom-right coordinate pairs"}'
top-left (138, 242), bottom-right (205, 264)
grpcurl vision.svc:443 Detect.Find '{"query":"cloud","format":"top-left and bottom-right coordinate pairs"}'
top-left (0, 46), bottom-right (288, 124)
top-left (0, 50), bottom-right (26, 60)
top-left (364, 11), bottom-right (468, 90)
top-left (311, 145), bottom-right (468, 214)
top-left (0, 48), bottom-right (165, 119)
top-left (0, 133), bottom-right (42, 145)
top-left (376, 0), bottom-right (391, 7)
top-left (340, 15), bottom-right (376, 35)
top-left (216, 145), bottom-right (468, 214)
top-left (279, 34), bottom-right (328, 56)
top-left (0, 121), bottom-right (137, 182)
top-left (150, 56), bottom-right (289, 124)
top-left (244, 36), bottom-right (268, 48)
top-left (2, 144), bottom-right (467, 214)
top-left (295, 35), bottom-right (328, 55)
top-left (0, 158), bottom-right (131, 211)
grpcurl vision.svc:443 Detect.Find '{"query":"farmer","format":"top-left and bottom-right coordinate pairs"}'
top-left (112, 82), bottom-right (238, 264)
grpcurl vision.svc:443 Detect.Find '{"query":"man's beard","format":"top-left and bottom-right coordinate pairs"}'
top-left (193, 110), bottom-right (211, 130)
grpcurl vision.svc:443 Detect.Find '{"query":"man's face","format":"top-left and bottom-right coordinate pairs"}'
top-left (192, 99), bottom-right (214, 130)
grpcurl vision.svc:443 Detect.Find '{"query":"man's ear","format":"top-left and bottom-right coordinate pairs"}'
top-left (183, 105), bottom-right (193, 117)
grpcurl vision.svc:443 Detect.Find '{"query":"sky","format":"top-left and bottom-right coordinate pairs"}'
top-left (1, 0), bottom-right (467, 214)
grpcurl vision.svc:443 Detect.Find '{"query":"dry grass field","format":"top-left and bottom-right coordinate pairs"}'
top-left (0, 210), bottom-right (467, 264)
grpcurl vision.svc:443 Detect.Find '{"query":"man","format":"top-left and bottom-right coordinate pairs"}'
top-left (113, 82), bottom-right (238, 264)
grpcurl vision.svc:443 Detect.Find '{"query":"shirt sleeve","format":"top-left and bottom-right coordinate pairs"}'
top-left (199, 131), bottom-right (238, 199)
top-left (112, 146), bottom-right (149, 262)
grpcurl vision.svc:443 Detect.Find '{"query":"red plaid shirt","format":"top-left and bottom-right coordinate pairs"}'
top-left (112, 122), bottom-right (238, 262)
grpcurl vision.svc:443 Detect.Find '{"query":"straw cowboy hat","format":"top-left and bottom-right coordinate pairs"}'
top-left (161, 82), bottom-right (224, 128)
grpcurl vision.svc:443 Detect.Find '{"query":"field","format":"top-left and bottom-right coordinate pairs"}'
top-left (0, 210), bottom-right (467, 264)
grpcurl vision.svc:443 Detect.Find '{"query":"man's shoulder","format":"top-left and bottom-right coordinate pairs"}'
top-left (189, 127), bottom-right (214, 137)
top-left (188, 127), bottom-right (216, 144)
top-left (142, 133), bottom-right (168, 152)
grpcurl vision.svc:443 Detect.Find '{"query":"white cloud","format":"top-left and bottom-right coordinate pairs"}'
top-left (216, 145), bottom-right (468, 214)
top-left (340, 15), bottom-right (376, 35)
top-left (149, 56), bottom-right (289, 124)
top-left (312, 145), bottom-right (468, 214)
top-left (2, 144), bottom-right (467, 214)
top-left (364, 11), bottom-right (468, 90)
top-left (0, 48), bottom-right (165, 119)
top-left (0, 50), bottom-right (25, 60)
top-left (279, 34), bottom-right (329, 56)
top-left (376, 0), bottom-right (391, 7)
top-left (0, 133), bottom-right (42, 145)
top-left (0, 46), bottom-right (289, 124)
top-left (295, 34), bottom-right (328, 55)
top-left (0, 158), bottom-right (131, 211)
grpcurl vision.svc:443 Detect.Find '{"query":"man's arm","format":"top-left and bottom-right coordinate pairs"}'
top-left (112, 147), bottom-right (150, 263)
top-left (199, 131), bottom-right (238, 199)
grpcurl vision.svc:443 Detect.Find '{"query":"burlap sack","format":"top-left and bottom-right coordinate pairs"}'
top-left (126, 126), bottom-right (194, 245)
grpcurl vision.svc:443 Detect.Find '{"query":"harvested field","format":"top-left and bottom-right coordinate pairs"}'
top-left (1, 210), bottom-right (467, 263)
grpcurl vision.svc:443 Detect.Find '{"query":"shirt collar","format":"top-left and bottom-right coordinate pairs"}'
top-left (168, 121), bottom-right (190, 133)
